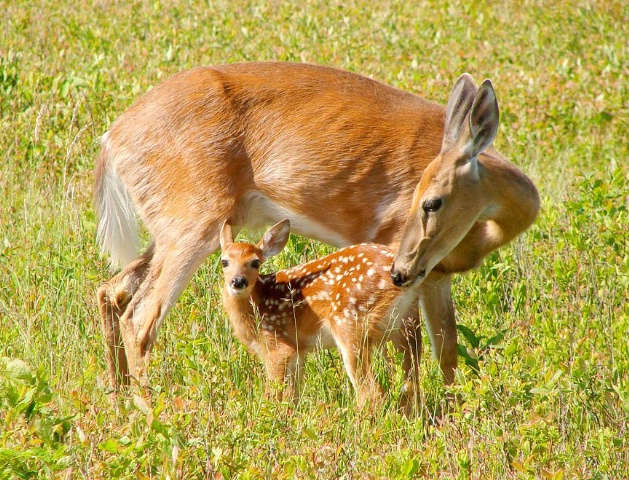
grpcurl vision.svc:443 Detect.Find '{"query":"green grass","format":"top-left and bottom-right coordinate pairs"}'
top-left (1, 0), bottom-right (627, 478)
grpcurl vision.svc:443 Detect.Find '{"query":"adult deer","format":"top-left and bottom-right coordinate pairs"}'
top-left (95, 62), bottom-right (539, 392)
top-left (219, 219), bottom-right (421, 411)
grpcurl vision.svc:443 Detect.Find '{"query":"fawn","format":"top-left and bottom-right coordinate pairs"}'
top-left (219, 219), bottom-right (423, 411)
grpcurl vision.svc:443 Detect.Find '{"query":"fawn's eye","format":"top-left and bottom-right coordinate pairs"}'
top-left (221, 260), bottom-right (228, 268)
top-left (423, 198), bottom-right (443, 214)
top-left (251, 259), bottom-right (261, 269)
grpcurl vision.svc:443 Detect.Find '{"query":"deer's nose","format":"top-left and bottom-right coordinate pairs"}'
top-left (390, 267), bottom-right (425, 287)
top-left (390, 270), bottom-right (406, 287)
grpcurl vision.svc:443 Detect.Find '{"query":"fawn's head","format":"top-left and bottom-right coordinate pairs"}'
top-left (219, 219), bottom-right (291, 297)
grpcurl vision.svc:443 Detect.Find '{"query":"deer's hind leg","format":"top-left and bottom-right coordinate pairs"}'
top-left (97, 244), bottom-right (154, 391)
top-left (116, 233), bottom-right (219, 390)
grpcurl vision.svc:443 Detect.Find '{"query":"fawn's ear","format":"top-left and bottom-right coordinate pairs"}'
top-left (219, 220), bottom-right (234, 250)
top-left (259, 219), bottom-right (291, 259)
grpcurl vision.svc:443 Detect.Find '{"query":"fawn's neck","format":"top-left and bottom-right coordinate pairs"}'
top-left (222, 271), bottom-right (306, 335)
top-left (222, 284), bottom-right (263, 347)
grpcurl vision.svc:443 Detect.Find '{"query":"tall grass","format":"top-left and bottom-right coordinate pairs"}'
top-left (1, 0), bottom-right (627, 478)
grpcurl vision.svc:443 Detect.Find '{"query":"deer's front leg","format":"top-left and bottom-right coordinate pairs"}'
top-left (419, 273), bottom-right (457, 385)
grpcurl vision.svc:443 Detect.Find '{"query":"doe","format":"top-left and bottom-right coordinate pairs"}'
top-left (219, 219), bottom-right (422, 411)
top-left (95, 64), bottom-right (540, 392)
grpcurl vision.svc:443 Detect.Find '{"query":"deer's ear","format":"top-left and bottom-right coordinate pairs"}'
top-left (259, 219), bottom-right (291, 259)
top-left (443, 79), bottom-right (499, 177)
top-left (466, 79), bottom-right (499, 158)
top-left (219, 220), bottom-right (234, 250)
top-left (442, 73), bottom-right (478, 152)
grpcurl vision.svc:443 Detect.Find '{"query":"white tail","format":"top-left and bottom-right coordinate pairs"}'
top-left (219, 219), bottom-right (421, 410)
top-left (95, 135), bottom-right (139, 270)
top-left (95, 63), bottom-right (539, 392)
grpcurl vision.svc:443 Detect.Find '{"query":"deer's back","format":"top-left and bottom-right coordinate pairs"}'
top-left (101, 63), bottom-right (446, 246)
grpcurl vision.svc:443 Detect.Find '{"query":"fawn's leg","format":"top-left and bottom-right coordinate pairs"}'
top-left (284, 353), bottom-right (305, 404)
top-left (264, 347), bottom-right (302, 404)
top-left (97, 245), bottom-right (154, 391)
top-left (336, 334), bottom-right (383, 411)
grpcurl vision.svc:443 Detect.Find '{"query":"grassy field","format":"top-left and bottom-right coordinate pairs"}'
top-left (1, 0), bottom-right (627, 478)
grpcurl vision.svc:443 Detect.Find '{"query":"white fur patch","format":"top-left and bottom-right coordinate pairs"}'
top-left (237, 191), bottom-right (351, 247)
top-left (96, 153), bottom-right (139, 270)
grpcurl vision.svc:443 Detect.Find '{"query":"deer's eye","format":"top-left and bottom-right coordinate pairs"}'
top-left (423, 198), bottom-right (443, 214)
top-left (251, 259), bottom-right (261, 269)
top-left (221, 260), bottom-right (228, 268)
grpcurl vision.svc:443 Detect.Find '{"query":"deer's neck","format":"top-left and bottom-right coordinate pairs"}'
top-left (480, 154), bottom-right (540, 247)
top-left (438, 153), bottom-right (539, 274)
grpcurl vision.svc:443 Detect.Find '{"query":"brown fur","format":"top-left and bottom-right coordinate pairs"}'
top-left (392, 77), bottom-right (540, 286)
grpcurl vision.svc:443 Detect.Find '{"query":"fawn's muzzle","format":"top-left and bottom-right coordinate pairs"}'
top-left (231, 276), bottom-right (248, 290)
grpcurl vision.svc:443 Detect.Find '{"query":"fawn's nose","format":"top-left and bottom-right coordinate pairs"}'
top-left (231, 276), bottom-right (248, 290)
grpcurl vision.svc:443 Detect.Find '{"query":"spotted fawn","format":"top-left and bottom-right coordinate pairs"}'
top-left (219, 219), bottom-right (424, 411)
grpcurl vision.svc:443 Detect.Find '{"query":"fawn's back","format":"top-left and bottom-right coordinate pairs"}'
top-left (267, 245), bottom-right (414, 345)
